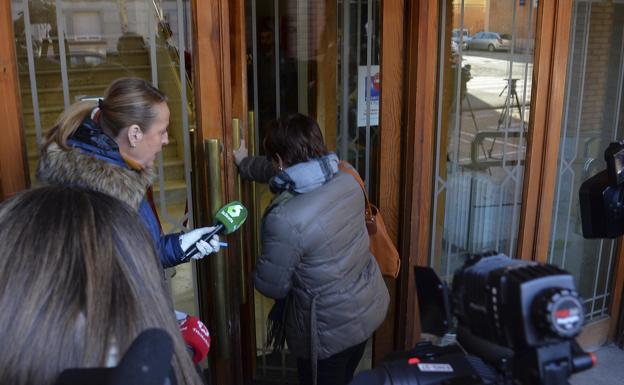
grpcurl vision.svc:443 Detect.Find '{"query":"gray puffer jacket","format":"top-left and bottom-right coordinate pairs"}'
top-left (253, 169), bottom-right (390, 363)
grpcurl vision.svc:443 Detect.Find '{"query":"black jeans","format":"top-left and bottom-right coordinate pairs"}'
top-left (296, 340), bottom-right (368, 385)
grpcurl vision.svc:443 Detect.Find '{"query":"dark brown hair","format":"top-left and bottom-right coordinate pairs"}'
top-left (264, 113), bottom-right (328, 167)
top-left (43, 77), bottom-right (167, 150)
top-left (0, 186), bottom-right (202, 385)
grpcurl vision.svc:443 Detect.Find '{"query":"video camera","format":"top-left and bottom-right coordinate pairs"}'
top-left (580, 141), bottom-right (624, 238)
top-left (351, 253), bottom-right (594, 385)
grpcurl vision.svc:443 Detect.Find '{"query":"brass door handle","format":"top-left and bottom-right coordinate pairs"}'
top-left (204, 138), bottom-right (230, 359)
top-left (232, 118), bottom-right (247, 305)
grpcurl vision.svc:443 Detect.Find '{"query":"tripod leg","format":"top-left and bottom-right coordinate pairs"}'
top-left (514, 92), bottom-right (525, 132)
top-left (489, 103), bottom-right (509, 158)
top-left (465, 95), bottom-right (489, 162)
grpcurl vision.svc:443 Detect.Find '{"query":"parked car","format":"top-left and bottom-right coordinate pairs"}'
top-left (451, 28), bottom-right (471, 50)
top-left (467, 32), bottom-right (510, 52)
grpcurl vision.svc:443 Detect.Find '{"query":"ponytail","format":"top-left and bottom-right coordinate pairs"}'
top-left (42, 101), bottom-right (95, 151)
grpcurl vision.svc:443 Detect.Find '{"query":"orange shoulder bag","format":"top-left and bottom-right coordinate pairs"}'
top-left (338, 161), bottom-right (400, 278)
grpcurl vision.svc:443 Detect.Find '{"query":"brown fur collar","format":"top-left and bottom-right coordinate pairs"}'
top-left (36, 143), bottom-right (154, 210)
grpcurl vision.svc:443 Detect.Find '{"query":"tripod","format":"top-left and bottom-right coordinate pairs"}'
top-left (488, 78), bottom-right (524, 158)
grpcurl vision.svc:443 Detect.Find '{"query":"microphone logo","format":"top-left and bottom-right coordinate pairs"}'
top-left (226, 204), bottom-right (243, 218)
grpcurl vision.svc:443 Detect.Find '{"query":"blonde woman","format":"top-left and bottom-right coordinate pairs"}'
top-left (37, 77), bottom-right (218, 267)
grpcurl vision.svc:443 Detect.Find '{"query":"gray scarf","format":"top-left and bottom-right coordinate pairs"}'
top-left (268, 153), bottom-right (339, 194)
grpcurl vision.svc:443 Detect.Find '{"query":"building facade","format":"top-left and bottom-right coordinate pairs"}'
top-left (1, 1), bottom-right (623, 384)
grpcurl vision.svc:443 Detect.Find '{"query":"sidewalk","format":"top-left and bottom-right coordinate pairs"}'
top-left (570, 344), bottom-right (624, 385)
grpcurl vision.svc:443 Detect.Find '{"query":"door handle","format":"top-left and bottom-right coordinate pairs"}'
top-left (204, 138), bottom-right (231, 359)
top-left (232, 118), bottom-right (247, 305)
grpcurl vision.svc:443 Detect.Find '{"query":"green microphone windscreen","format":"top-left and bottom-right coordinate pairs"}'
top-left (214, 201), bottom-right (248, 234)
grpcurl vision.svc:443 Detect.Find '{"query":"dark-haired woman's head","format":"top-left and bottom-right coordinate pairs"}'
top-left (0, 186), bottom-right (202, 385)
top-left (264, 113), bottom-right (328, 168)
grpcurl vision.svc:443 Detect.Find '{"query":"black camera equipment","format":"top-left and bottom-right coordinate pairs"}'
top-left (350, 253), bottom-right (595, 385)
top-left (53, 328), bottom-right (176, 385)
top-left (580, 141), bottom-right (624, 238)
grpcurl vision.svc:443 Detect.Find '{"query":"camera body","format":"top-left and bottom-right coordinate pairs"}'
top-left (351, 254), bottom-right (594, 385)
top-left (580, 141), bottom-right (624, 238)
top-left (453, 254), bottom-right (584, 350)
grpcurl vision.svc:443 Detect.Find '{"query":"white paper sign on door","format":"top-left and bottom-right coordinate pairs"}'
top-left (357, 65), bottom-right (380, 127)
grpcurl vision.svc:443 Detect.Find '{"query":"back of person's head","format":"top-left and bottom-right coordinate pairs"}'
top-left (0, 186), bottom-right (202, 385)
top-left (43, 77), bottom-right (167, 150)
top-left (264, 113), bottom-right (328, 167)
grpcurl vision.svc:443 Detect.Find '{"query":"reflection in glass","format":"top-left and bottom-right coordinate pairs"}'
top-left (549, 1), bottom-right (624, 321)
top-left (432, 0), bottom-right (537, 280)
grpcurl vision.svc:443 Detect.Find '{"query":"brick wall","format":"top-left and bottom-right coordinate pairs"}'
top-left (580, 2), bottom-right (616, 134)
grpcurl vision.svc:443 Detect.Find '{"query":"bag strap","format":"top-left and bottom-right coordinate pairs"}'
top-left (338, 161), bottom-right (373, 221)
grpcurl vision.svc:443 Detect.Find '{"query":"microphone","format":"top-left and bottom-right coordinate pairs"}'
top-left (54, 328), bottom-right (174, 385)
top-left (183, 201), bottom-right (248, 260)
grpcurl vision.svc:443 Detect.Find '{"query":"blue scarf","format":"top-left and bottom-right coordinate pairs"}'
top-left (268, 153), bottom-right (339, 194)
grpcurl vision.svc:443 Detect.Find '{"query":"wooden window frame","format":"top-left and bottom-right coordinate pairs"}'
top-left (0, 0), bottom-right (28, 200)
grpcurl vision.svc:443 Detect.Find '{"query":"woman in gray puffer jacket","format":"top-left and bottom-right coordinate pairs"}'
top-left (245, 113), bottom-right (390, 385)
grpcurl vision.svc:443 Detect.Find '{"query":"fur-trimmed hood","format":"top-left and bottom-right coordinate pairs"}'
top-left (36, 116), bottom-right (185, 269)
top-left (36, 144), bottom-right (154, 211)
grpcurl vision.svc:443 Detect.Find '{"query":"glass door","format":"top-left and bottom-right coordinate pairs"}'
top-left (243, 0), bottom-right (382, 382)
top-left (431, 0), bottom-right (538, 278)
top-left (549, 0), bottom-right (624, 331)
top-left (11, 0), bottom-right (200, 316)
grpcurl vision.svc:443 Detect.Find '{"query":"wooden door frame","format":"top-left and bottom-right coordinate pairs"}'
top-left (395, 0), bottom-right (438, 351)
top-left (373, 0), bottom-right (408, 363)
top-left (0, 0), bottom-right (28, 200)
top-left (190, 1), bottom-right (247, 384)
top-left (191, 0), bottom-right (412, 376)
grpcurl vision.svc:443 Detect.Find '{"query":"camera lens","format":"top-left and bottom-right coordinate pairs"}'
top-left (532, 288), bottom-right (584, 339)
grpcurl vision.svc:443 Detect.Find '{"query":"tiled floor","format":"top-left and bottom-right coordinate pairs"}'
top-left (570, 344), bottom-right (624, 385)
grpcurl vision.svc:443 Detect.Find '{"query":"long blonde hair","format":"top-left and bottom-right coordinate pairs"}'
top-left (0, 186), bottom-right (202, 385)
top-left (43, 77), bottom-right (167, 150)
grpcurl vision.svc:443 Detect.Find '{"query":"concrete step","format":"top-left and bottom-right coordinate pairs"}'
top-left (16, 50), bottom-right (154, 70)
top-left (152, 179), bottom-right (188, 206)
top-left (20, 84), bottom-right (111, 109)
top-left (154, 159), bottom-right (186, 180)
top-left (20, 86), bottom-right (187, 120)
top-left (19, 65), bottom-right (152, 89)
top-left (154, 203), bottom-right (189, 234)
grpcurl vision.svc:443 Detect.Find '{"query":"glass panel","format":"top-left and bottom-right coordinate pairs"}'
top-left (431, 0), bottom-right (537, 279)
top-left (549, 0), bottom-right (624, 321)
top-left (11, 0), bottom-right (198, 315)
top-left (246, 0), bottom-right (381, 381)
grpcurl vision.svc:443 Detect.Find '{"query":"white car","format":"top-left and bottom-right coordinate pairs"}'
top-left (468, 32), bottom-right (511, 52)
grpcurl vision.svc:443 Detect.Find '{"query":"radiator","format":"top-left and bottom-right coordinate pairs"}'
top-left (444, 172), bottom-right (517, 253)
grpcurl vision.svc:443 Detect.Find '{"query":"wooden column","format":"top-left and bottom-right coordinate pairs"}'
top-left (190, 1), bottom-right (242, 384)
top-left (372, 0), bottom-right (406, 364)
top-left (398, 0), bottom-right (439, 350)
top-left (517, 1), bottom-right (572, 262)
top-left (0, 0), bottom-right (28, 200)
top-left (314, 0), bottom-right (337, 151)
